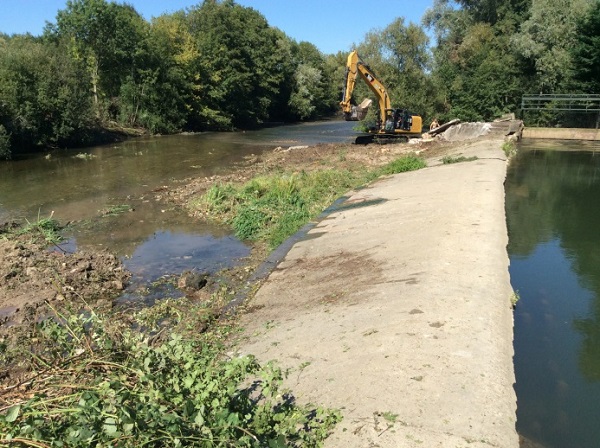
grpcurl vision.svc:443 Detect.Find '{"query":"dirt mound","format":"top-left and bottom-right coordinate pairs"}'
top-left (0, 237), bottom-right (130, 327)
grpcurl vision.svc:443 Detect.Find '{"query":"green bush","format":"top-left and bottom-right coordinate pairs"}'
top-left (379, 154), bottom-right (426, 175)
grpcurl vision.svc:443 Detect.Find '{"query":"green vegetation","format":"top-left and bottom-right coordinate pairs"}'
top-left (196, 170), bottom-right (366, 249)
top-left (510, 290), bottom-right (520, 308)
top-left (502, 140), bottom-right (518, 158)
top-left (193, 154), bottom-right (426, 248)
top-left (2, 0), bottom-right (599, 159)
top-left (99, 204), bottom-right (134, 217)
top-left (1, 215), bottom-right (64, 245)
top-left (382, 411), bottom-right (399, 424)
top-left (0, 0), bottom-right (340, 159)
top-left (0, 300), bottom-right (340, 446)
top-left (441, 155), bottom-right (478, 164)
top-left (379, 155), bottom-right (427, 175)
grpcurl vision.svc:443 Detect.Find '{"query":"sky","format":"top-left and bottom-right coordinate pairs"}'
top-left (0, 0), bottom-right (434, 55)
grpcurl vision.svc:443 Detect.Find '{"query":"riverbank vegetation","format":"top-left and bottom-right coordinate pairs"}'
top-left (0, 219), bottom-right (341, 446)
top-left (0, 298), bottom-right (340, 447)
top-left (2, 0), bottom-right (599, 159)
top-left (0, 141), bottom-right (431, 445)
top-left (193, 154), bottom-right (425, 249)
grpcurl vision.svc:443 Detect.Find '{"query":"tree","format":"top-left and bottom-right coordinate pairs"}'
top-left (512, 0), bottom-right (593, 93)
top-left (424, 0), bottom-right (531, 120)
top-left (0, 35), bottom-right (93, 156)
top-left (187, 0), bottom-right (288, 129)
top-left (571, 0), bottom-right (600, 93)
top-left (289, 64), bottom-right (322, 119)
top-left (352, 18), bottom-right (438, 122)
top-left (286, 41), bottom-right (337, 120)
top-left (48, 0), bottom-right (151, 121)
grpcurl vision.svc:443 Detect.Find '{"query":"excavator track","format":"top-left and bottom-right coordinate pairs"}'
top-left (354, 134), bottom-right (413, 145)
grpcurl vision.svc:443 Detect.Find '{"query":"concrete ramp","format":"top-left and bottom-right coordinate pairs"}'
top-left (237, 138), bottom-right (518, 447)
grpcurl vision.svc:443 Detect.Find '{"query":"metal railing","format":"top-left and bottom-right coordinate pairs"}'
top-left (521, 94), bottom-right (600, 112)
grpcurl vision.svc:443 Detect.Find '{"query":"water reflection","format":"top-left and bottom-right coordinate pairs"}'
top-left (506, 143), bottom-right (600, 447)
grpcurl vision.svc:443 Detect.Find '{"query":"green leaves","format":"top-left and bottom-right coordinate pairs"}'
top-left (4, 405), bottom-right (20, 423)
top-left (0, 304), bottom-right (340, 446)
top-left (195, 155), bottom-right (426, 250)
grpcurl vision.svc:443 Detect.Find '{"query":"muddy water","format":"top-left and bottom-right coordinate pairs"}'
top-left (0, 120), bottom-right (357, 298)
top-left (505, 140), bottom-right (600, 448)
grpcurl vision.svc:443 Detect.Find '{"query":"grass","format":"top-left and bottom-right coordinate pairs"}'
top-left (192, 154), bottom-right (426, 249)
top-left (0, 151), bottom-right (428, 445)
top-left (1, 213), bottom-right (64, 245)
top-left (99, 204), bottom-right (133, 217)
top-left (441, 155), bottom-right (478, 164)
top-left (502, 140), bottom-right (517, 158)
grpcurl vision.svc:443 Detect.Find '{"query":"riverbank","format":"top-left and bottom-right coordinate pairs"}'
top-left (230, 137), bottom-right (518, 447)
top-left (0, 132), bottom-right (518, 445)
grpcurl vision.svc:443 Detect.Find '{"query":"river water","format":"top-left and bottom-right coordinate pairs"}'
top-left (0, 120), bottom-right (357, 298)
top-left (505, 139), bottom-right (600, 448)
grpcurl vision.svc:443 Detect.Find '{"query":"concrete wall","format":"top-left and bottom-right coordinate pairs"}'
top-left (523, 127), bottom-right (600, 140)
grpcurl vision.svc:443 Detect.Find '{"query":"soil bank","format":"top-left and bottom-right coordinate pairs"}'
top-left (234, 137), bottom-right (518, 447)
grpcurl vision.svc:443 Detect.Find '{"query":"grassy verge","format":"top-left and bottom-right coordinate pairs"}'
top-left (191, 154), bottom-right (426, 249)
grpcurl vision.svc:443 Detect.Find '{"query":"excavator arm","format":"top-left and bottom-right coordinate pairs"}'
top-left (340, 50), bottom-right (390, 124)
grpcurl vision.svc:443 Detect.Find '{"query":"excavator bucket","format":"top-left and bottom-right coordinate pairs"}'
top-left (344, 98), bottom-right (372, 121)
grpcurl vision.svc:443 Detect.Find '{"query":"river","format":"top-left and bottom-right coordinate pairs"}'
top-left (0, 120), bottom-right (357, 299)
top-left (506, 139), bottom-right (600, 448)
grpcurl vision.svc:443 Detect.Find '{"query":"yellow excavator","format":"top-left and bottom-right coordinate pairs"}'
top-left (340, 50), bottom-right (422, 144)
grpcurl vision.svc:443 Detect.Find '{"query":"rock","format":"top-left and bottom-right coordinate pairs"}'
top-left (178, 271), bottom-right (209, 291)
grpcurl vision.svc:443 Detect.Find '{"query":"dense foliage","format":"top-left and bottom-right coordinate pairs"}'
top-left (1, 0), bottom-right (599, 159)
top-left (0, 0), bottom-right (340, 158)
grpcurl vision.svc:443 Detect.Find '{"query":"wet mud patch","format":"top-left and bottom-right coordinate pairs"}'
top-left (268, 250), bottom-right (384, 310)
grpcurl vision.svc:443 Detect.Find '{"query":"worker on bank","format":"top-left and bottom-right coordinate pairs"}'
top-left (430, 118), bottom-right (440, 131)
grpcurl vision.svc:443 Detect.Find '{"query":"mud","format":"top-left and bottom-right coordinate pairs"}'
top-left (0, 231), bottom-right (130, 328)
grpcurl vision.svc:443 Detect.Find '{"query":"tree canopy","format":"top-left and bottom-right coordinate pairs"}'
top-left (0, 0), bottom-right (598, 159)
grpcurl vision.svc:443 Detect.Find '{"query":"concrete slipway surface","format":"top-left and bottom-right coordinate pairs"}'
top-left (236, 137), bottom-right (518, 447)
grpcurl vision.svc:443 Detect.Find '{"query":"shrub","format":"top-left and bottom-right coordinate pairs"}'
top-left (379, 154), bottom-right (427, 175)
